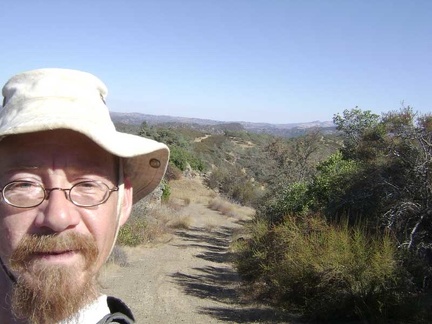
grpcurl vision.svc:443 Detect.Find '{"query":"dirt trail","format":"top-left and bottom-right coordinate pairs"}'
top-left (100, 179), bottom-right (297, 323)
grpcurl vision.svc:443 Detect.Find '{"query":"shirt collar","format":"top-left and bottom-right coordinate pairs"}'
top-left (58, 295), bottom-right (110, 324)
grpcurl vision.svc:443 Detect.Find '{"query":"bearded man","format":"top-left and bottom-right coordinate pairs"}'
top-left (0, 69), bottom-right (169, 323)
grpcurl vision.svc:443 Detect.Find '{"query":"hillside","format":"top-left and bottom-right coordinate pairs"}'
top-left (112, 114), bottom-right (342, 207)
top-left (110, 111), bottom-right (336, 138)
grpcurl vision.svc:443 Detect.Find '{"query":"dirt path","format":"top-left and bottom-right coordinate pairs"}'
top-left (100, 179), bottom-right (298, 323)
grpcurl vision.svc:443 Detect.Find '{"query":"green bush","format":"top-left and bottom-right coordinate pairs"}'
top-left (258, 181), bottom-right (312, 224)
top-left (117, 216), bottom-right (148, 247)
top-left (234, 219), bottom-right (271, 281)
top-left (311, 151), bottom-right (362, 216)
top-left (206, 165), bottom-right (262, 206)
top-left (161, 180), bottom-right (171, 202)
top-left (235, 215), bottom-right (421, 322)
top-left (170, 146), bottom-right (205, 171)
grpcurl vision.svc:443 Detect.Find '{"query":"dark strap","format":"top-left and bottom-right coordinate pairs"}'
top-left (0, 257), bottom-right (16, 283)
top-left (96, 296), bottom-right (135, 323)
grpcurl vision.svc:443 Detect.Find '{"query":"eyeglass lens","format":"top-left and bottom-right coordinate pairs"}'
top-left (2, 181), bottom-right (113, 208)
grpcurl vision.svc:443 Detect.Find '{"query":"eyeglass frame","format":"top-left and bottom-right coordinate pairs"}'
top-left (0, 180), bottom-right (119, 208)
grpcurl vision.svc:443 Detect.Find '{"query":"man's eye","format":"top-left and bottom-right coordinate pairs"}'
top-left (81, 182), bottom-right (98, 188)
top-left (6, 182), bottom-right (41, 194)
top-left (11, 182), bottom-right (38, 189)
top-left (74, 182), bottom-right (103, 192)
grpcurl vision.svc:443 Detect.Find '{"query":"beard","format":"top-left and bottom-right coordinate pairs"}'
top-left (9, 232), bottom-right (99, 324)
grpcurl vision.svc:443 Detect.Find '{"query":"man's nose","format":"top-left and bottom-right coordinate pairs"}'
top-left (34, 189), bottom-right (80, 232)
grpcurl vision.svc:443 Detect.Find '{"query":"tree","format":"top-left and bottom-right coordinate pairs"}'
top-left (379, 108), bottom-right (432, 257)
top-left (333, 108), bottom-right (381, 159)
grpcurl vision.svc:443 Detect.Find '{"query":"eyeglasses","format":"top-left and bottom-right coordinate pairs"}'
top-left (0, 180), bottom-right (119, 208)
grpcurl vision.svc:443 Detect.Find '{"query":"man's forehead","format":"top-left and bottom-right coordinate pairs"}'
top-left (0, 129), bottom-right (95, 146)
top-left (0, 131), bottom-right (112, 156)
top-left (0, 146), bottom-right (116, 176)
top-left (0, 131), bottom-right (118, 180)
top-left (1, 147), bottom-right (110, 166)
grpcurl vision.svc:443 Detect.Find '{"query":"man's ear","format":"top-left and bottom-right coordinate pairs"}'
top-left (119, 177), bottom-right (133, 227)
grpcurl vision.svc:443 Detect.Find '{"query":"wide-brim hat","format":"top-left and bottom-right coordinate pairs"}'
top-left (0, 68), bottom-right (170, 204)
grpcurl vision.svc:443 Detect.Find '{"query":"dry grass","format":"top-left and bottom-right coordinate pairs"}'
top-left (106, 245), bottom-right (129, 267)
top-left (208, 197), bottom-right (236, 216)
top-left (118, 203), bottom-right (192, 246)
top-left (118, 176), bottom-right (254, 247)
top-left (147, 204), bottom-right (193, 232)
top-left (166, 215), bottom-right (192, 229)
top-left (208, 197), bottom-right (255, 221)
top-left (169, 176), bottom-right (215, 204)
top-left (168, 197), bottom-right (191, 210)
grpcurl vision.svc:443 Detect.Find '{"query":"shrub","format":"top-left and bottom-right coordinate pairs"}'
top-left (161, 180), bottom-right (171, 202)
top-left (206, 165), bottom-right (262, 206)
top-left (117, 216), bottom-right (148, 247)
top-left (258, 181), bottom-right (312, 224)
top-left (208, 197), bottom-right (236, 217)
top-left (182, 197), bottom-right (191, 206)
top-left (170, 146), bottom-right (205, 172)
top-left (310, 151), bottom-right (363, 218)
top-left (234, 218), bottom-right (271, 281)
top-left (235, 215), bottom-right (420, 322)
top-left (164, 163), bottom-right (183, 181)
top-left (107, 245), bottom-right (129, 267)
top-left (166, 215), bottom-right (192, 229)
top-left (118, 203), bottom-right (189, 246)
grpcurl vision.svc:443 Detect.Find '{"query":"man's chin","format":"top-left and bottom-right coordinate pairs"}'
top-left (12, 262), bottom-right (99, 324)
top-left (9, 232), bottom-right (100, 323)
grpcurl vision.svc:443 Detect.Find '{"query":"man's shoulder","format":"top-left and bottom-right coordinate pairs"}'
top-left (96, 296), bottom-right (135, 324)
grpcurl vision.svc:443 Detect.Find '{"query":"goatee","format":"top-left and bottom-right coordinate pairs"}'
top-left (9, 232), bottom-right (99, 324)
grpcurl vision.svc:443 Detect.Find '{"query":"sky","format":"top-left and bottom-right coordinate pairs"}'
top-left (0, 0), bottom-right (431, 124)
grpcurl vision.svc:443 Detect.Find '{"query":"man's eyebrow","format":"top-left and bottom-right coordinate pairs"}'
top-left (5, 165), bottom-right (39, 171)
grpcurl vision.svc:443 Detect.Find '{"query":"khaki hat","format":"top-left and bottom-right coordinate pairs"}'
top-left (0, 68), bottom-right (170, 204)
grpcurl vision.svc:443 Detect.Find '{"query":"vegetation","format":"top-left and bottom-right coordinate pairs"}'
top-left (114, 106), bottom-right (432, 322)
top-left (117, 219), bottom-right (148, 247)
top-left (235, 216), bottom-right (419, 322)
top-left (236, 107), bottom-right (432, 322)
top-left (117, 199), bottom-right (194, 246)
top-left (106, 245), bottom-right (129, 267)
top-left (139, 122), bottom-right (206, 172)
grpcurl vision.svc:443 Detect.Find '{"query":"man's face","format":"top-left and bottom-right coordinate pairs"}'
top-left (0, 129), bottom-right (131, 322)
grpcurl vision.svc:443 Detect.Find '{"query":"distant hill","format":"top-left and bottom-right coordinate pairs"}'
top-left (110, 111), bottom-right (336, 137)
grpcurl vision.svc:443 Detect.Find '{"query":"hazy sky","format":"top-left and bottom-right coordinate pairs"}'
top-left (1, 0), bottom-right (431, 123)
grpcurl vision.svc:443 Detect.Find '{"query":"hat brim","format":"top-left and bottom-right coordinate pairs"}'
top-left (0, 97), bottom-right (170, 204)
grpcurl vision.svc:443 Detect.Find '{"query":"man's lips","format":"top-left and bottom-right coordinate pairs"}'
top-left (31, 250), bottom-right (78, 261)
top-left (34, 250), bottom-right (74, 255)
top-left (10, 233), bottom-right (99, 273)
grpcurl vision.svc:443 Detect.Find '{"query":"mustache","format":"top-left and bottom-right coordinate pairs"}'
top-left (10, 232), bottom-right (98, 270)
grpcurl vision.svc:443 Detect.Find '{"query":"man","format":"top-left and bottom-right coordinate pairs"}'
top-left (0, 69), bottom-right (169, 323)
